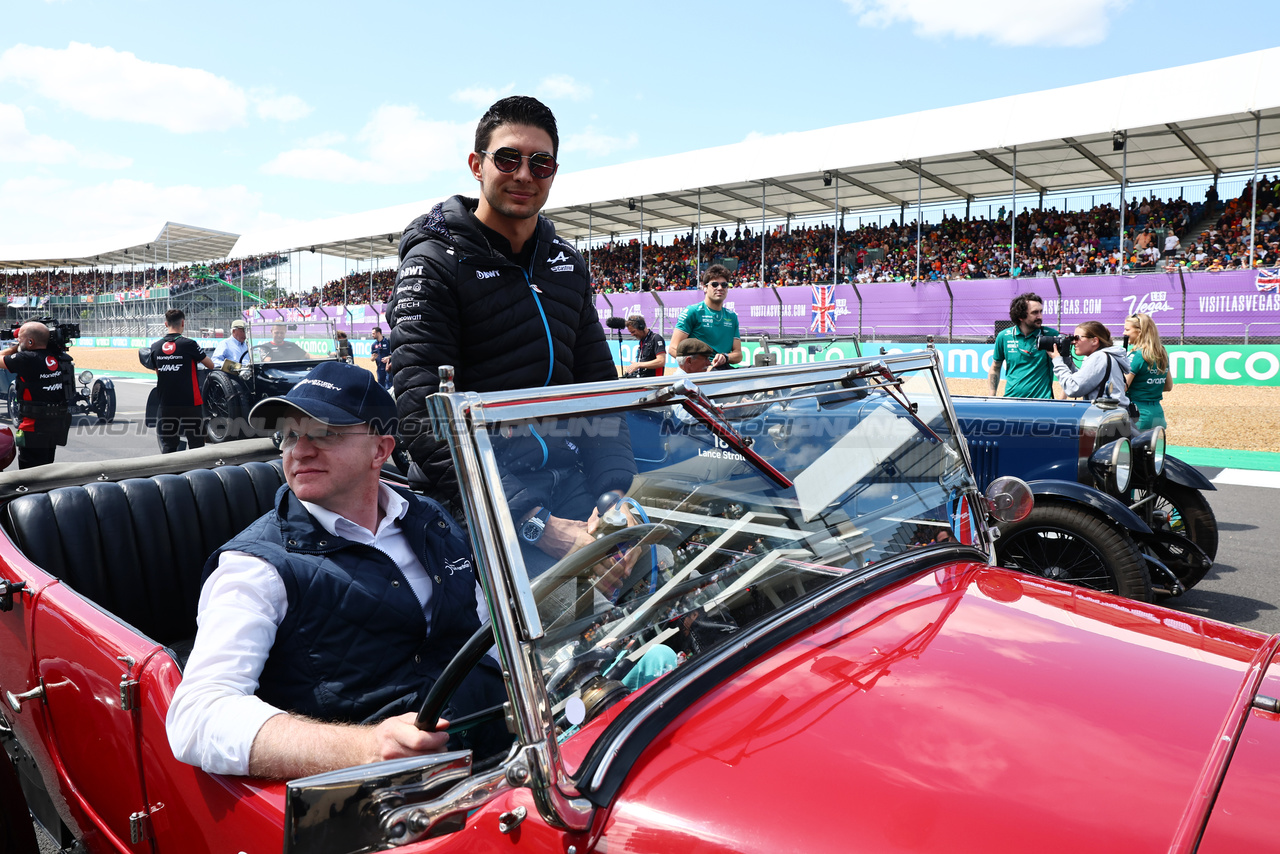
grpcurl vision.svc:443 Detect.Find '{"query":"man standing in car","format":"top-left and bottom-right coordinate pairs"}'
top-left (0, 321), bottom-right (72, 468)
top-left (150, 309), bottom-right (215, 453)
top-left (668, 265), bottom-right (742, 370)
top-left (389, 95), bottom-right (634, 554)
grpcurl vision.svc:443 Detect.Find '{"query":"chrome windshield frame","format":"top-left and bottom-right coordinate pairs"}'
top-left (426, 350), bottom-right (986, 828)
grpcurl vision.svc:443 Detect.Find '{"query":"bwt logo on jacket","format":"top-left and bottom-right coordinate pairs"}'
top-left (399, 265), bottom-right (423, 279)
top-left (476, 270), bottom-right (500, 280)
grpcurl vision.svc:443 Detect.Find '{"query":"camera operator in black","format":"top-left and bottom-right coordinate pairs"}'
top-left (150, 309), bottom-right (215, 453)
top-left (0, 321), bottom-right (73, 468)
top-left (624, 315), bottom-right (667, 378)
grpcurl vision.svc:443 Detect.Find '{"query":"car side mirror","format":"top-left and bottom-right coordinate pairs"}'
top-left (984, 476), bottom-right (1034, 523)
top-left (284, 751), bottom-right (474, 854)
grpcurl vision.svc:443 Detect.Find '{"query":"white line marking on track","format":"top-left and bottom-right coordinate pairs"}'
top-left (1211, 469), bottom-right (1280, 489)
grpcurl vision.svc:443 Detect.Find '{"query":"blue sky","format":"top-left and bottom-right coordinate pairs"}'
top-left (1, 0), bottom-right (1277, 251)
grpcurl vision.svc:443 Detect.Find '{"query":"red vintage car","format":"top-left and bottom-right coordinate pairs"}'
top-left (0, 351), bottom-right (1275, 853)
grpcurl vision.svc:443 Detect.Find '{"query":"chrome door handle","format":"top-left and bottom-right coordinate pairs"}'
top-left (6, 685), bottom-right (43, 713)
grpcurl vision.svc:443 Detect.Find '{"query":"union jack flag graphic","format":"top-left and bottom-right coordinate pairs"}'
top-left (810, 284), bottom-right (837, 334)
top-left (1256, 268), bottom-right (1280, 291)
top-left (947, 489), bottom-right (981, 546)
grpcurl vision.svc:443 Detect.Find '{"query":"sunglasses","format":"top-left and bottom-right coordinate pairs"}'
top-left (481, 148), bottom-right (558, 179)
top-left (280, 427), bottom-right (371, 452)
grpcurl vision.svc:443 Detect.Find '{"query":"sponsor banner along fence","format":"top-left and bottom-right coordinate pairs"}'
top-left (599, 269), bottom-right (1280, 341)
top-left (605, 339), bottom-right (1280, 386)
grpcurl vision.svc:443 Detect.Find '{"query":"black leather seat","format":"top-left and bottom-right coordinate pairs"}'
top-left (3, 459), bottom-right (285, 660)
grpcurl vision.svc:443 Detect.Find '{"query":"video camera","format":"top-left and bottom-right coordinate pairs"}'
top-left (1036, 332), bottom-right (1078, 353)
top-left (0, 317), bottom-right (81, 352)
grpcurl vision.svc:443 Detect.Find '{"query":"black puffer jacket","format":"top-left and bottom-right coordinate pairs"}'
top-left (389, 195), bottom-right (634, 516)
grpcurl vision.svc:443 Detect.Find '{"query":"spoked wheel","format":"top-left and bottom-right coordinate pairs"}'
top-left (203, 372), bottom-right (250, 443)
top-left (997, 502), bottom-right (1152, 602)
top-left (91, 380), bottom-right (116, 423)
top-left (1132, 482), bottom-right (1218, 590)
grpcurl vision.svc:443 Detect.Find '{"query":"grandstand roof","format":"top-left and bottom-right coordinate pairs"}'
top-left (0, 222), bottom-right (240, 271)
top-left (233, 46), bottom-right (1280, 260)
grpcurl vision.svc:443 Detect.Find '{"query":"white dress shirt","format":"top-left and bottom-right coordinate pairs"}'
top-left (210, 335), bottom-right (251, 365)
top-left (166, 484), bottom-right (484, 776)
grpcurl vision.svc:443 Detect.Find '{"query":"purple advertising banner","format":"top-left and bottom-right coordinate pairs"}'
top-left (598, 269), bottom-right (1280, 340)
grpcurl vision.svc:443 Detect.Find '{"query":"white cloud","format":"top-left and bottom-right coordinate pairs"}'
top-left (536, 74), bottom-right (591, 101)
top-left (262, 104), bottom-right (472, 184)
top-left (842, 0), bottom-right (1128, 47)
top-left (450, 84), bottom-right (514, 109)
top-left (251, 89), bottom-right (313, 122)
top-left (561, 127), bottom-right (638, 158)
top-left (0, 176), bottom-right (277, 245)
top-left (0, 42), bottom-right (312, 133)
top-left (300, 130), bottom-right (346, 148)
top-left (0, 102), bottom-right (131, 168)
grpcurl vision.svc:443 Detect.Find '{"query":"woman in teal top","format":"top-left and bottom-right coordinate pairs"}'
top-left (1123, 313), bottom-right (1173, 429)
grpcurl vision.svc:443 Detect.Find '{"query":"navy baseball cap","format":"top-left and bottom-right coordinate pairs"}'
top-left (249, 361), bottom-right (397, 435)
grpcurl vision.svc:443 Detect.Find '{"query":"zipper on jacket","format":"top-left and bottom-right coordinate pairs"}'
top-left (522, 266), bottom-right (555, 387)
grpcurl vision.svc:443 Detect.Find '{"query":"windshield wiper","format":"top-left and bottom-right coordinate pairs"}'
top-left (639, 378), bottom-right (792, 488)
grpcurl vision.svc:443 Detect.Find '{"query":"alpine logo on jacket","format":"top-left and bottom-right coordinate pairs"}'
top-left (476, 269), bottom-right (500, 280)
top-left (547, 251), bottom-right (570, 264)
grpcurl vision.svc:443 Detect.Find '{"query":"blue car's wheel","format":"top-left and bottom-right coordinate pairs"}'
top-left (1133, 482), bottom-right (1218, 590)
top-left (997, 501), bottom-right (1152, 602)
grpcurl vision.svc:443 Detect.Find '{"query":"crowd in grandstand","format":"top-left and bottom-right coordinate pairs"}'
top-left (4, 181), bottom-right (1276, 308)
top-left (0, 254), bottom-right (285, 299)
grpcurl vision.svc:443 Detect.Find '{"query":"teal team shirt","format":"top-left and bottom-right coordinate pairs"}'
top-left (675, 302), bottom-right (740, 356)
top-left (1126, 350), bottom-right (1169, 403)
top-left (992, 325), bottom-right (1059, 399)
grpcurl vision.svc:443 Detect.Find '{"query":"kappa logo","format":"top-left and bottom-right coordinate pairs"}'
top-left (162, 341), bottom-right (176, 355)
top-left (550, 264), bottom-right (574, 273)
top-left (547, 251), bottom-right (570, 264)
top-left (476, 270), bottom-right (500, 280)
top-left (444, 557), bottom-right (472, 577)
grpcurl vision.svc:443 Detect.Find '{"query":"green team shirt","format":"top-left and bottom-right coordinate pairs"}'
top-left (1127, 351), bottom-right (1168, 403)
top-left (676, 301), bottom-right (740, 356)
top-left (992, 324), bottom-right (1058, 399)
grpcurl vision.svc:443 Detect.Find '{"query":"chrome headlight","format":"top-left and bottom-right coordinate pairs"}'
top-left (1130, 426), bottom-right (1166, 481)
top-left (77, 370), bottom-right (92, 384)
top-left (1089, 438), bottom-right (1132, 494)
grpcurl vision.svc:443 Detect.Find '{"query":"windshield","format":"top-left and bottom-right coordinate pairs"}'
top-left (463, 354), bottom-right (980, 761)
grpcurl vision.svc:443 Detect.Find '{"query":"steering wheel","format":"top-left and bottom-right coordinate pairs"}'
top-left (416, 623), bottom-right (498, 732)
top-left (530, 523), bottom-right (677, 606)
top-left (418, 523), bottom-right (678, 733)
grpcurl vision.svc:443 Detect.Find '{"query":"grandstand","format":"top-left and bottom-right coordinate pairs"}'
top-left (1, 48), bottom-right (1278, 337)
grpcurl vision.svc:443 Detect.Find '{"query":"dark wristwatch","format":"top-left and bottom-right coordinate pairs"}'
top-left (520, 507), bottom-right (552, 544)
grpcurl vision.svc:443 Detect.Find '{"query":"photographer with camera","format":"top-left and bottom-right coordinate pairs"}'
top-left (988, 292), bottom-right (1060, 399)
top-left (1049, 321), bottom-right (1131, 406)
top-left (0, 320), bottom-right (73, 468)
top-left (623, 315), bottom-right (667, 378)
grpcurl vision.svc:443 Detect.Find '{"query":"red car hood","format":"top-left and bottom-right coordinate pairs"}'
top-left (595, 564), bottom-right (1269, 854)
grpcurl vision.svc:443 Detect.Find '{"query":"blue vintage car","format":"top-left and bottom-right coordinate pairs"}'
top-left (945, 394), bottom-right (1214, 601)
top-left (624, 361), bottom-right (1214, 603)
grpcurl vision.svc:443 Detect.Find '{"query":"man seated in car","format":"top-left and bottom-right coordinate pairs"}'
top-left (256, 324), bottom-right (311, 362)
top-left (674, 337), bottom-right (714, 374)
top-left (167, 362), bottom-right (505, 778)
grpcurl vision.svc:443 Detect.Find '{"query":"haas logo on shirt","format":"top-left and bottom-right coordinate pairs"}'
top-left (162, 341), bottom-right (177, 355)
top-left (44, 356), bottom-right (58, 371)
